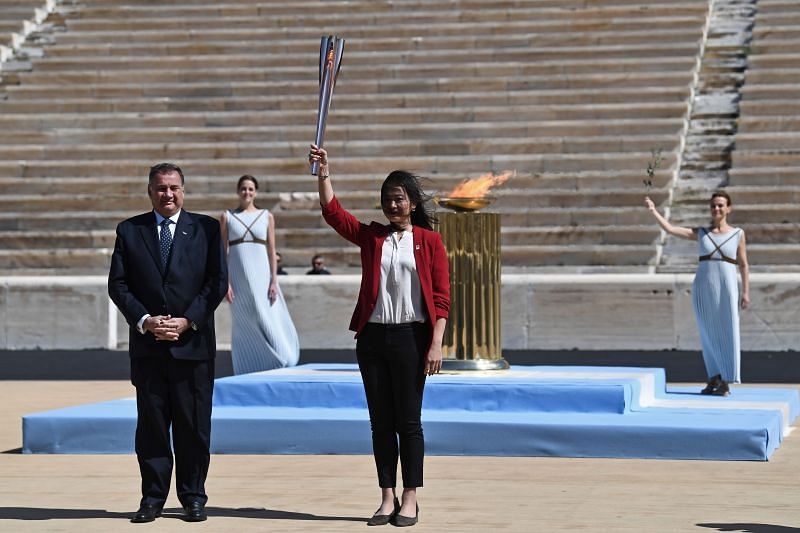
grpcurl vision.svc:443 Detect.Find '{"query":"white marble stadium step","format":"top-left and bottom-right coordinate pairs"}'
top-left (0, 0), bottom-right (711, 272)
top-left (715, 0), bottom-right (800, 273)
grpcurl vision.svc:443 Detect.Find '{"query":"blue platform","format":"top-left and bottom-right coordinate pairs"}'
top-left (22, 364), bottom-right (799, 460)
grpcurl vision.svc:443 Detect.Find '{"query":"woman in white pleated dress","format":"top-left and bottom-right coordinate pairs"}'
top-left (220, 175), bottom-right (299, 374)
top-left (645, 191), bottom-right (749, 395)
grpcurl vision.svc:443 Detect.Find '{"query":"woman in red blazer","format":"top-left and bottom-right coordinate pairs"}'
top-left (309, 144), bottom-right (449, 527)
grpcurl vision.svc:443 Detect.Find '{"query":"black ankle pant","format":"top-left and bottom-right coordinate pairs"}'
top-left (356, 322), bottom-right (429, 488)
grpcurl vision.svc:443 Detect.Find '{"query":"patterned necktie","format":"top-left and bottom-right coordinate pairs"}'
top-left (159, 218), bottom-right (173, 268)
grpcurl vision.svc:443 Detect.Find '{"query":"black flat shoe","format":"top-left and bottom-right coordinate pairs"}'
top-left (182, 501), bottom-right (207, 522)
top-left (711, 380), bottom-right (730, 396)
top-left (131, 504), bottom-right (162, 523)
top-left (367, 497), bottom-right (399, 526)
top-left (700, 374), bottom-right (722, 395)
top-left (392, 503), bottom-right (419, 527)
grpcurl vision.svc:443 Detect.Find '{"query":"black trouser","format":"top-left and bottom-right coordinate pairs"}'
top-left (356, 322), bottom-right (429, 488)
top-left (131, 355), bottom-right (214, 508)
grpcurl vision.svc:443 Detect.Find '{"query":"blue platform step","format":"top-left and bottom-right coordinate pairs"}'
top-left (22, 364), bottom-right (799, 460)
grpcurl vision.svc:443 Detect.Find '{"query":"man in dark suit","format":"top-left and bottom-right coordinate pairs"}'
top-left (108, 162), bottom-right (227, 523)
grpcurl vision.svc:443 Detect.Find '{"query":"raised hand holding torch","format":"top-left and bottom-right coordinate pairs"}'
top-left (310, 35), bottom-right (344, 176)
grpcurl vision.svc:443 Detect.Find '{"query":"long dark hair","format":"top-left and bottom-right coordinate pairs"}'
top-left (381, 170), bottom-right (436, 230)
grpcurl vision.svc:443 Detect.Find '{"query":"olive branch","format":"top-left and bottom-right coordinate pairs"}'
top-left (643, 147), bottom-right (663, 190)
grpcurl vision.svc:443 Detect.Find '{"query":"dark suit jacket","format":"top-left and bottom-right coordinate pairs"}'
top-left (108, 210), bottom-right (228, 360)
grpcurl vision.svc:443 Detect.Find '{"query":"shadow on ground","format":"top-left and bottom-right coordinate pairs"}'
top-left (0, 506), bottom-right (364, 522)
top-left (698, 523), bottom-right (800, 532)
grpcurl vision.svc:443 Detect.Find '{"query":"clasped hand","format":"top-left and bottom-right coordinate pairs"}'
top-left (145, 315), bottom-right (190, 341)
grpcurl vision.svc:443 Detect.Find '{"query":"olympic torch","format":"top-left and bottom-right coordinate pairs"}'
top-left (311, 35), bottom-right (345, 175)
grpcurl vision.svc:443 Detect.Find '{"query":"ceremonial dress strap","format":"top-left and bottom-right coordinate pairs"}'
top-left (698, 228), bottom-right (740, 265)
top-left (228, 210), bottom-right (267, 247)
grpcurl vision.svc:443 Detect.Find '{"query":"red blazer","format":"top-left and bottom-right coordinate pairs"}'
top-left (321, 196), bottom-right (450, 338)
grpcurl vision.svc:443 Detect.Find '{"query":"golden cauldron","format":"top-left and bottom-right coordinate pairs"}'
top-left (435, 195), bottom-right (508, 371)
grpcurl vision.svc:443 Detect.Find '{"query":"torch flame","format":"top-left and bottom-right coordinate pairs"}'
top-left (449, 171), bottom-right (514, 198)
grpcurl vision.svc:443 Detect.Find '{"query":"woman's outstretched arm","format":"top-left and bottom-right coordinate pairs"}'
top-left (644, 196), bottom-right (696, 240)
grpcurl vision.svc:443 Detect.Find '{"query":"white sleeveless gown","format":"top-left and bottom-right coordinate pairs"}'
top-left (692, 227), bottom-right (742, 383)
top-left (226, 209), bottom-right (300, 374)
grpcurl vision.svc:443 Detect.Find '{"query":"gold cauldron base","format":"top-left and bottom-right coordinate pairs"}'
top-left (442, 358), bottom-right (510, 371)
top-left (437, 210), bottom-right (507, 371)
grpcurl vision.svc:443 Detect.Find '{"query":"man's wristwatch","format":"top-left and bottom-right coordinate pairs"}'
top-left (190, 322), bottom-right (199, 331)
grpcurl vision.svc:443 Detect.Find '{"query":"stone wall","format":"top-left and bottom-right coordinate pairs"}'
top-left (2, 274), bottom-right (798, 352)
top-left (0, 276), bottom-right (114, 349)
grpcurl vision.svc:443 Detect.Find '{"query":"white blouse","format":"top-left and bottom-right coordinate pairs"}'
top-left (368, 229), bottom-right (428, 324)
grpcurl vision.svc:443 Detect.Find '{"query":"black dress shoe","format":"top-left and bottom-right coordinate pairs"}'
top-left (131, 504), bottom-right (161, 523)
top-left (711, 380), bottom-right (730, 396)
top-left (392, 503), bottom-right (419, 527)
top-left (700, 374), bottom-right (722, 395)
top-left (367, 497), bottom-right (399, 526)
top-left (183, 501), bottom-right (207, 522)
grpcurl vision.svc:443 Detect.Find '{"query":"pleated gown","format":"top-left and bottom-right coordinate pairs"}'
top-left (226, 209), bottom-right (300, 374)
top-left (692, 227), bottom-right (743, 383)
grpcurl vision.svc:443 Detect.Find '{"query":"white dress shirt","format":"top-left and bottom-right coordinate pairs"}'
top-left (368, 229), bottom-right (428, 324)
